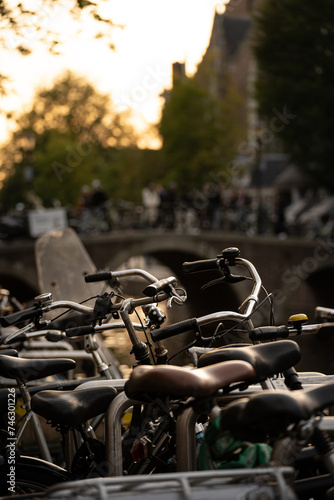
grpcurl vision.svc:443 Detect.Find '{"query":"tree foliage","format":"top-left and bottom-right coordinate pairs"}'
top-left (252, 0), bottom-right (334, 190)
top-left (159, 71), bottom-right (245, 190)
top-left (0, 72), bottom-right (138, 210)
top-left (0, 0), bottom-right (120, 97)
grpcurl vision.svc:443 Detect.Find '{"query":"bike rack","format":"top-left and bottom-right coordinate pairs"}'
top-left (43, 467), bottom-right (297, 500)
top-left (105, 390), bottom-right (141, 476)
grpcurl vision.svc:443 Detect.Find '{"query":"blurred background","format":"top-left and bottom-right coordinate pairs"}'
top-left (0, 0), bottom-right (334, 372)
top-left (0, 0), bottom-right (333, 242)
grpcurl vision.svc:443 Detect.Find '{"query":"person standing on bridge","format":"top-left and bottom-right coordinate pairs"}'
top-left (141, 182), bottom-right (160, 229)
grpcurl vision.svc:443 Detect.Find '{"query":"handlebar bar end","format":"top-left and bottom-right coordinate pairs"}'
top-left (85, 272), bottom-right (113, 283)
top-left (66, 325), bottom-right (95, 338)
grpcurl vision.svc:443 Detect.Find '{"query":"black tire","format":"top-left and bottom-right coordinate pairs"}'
top-left (0, 455), bottom-right (74, 495)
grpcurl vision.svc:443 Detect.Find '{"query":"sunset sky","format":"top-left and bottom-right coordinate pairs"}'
top-left (0, 0), bottom-right (227, 146)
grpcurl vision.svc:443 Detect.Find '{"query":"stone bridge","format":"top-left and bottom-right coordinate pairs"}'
top-left (1, 230), bottom-right (334, 372)
top-left (1, 230), bottom-right (334, 321)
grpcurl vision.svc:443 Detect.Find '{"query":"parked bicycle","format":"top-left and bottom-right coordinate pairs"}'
top-left (104, 247), bottom-right (334, 477)
top-left (0, 268), bottom-right (187, 494)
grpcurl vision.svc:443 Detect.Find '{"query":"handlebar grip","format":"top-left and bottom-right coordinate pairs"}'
top-left (316, 323), bottom-right (334, 340)
top-left (0, 332), bottom-right (27, 345)
top-left (150, 318), bottom-right (198, 342)
top-left (315, 306), bottom-right (334, 322)
top-left (66, 325), bottom-right (95, 338)
top-left (0, 307), bottom-right (42, 327)
top-left (85, 272), bottom-right (113, 283)
top-left (143, 277), bottom-right (176, 297)
top-left (182, 259), bottom-right (219, 274)
top-left (45, 331), bottom-right (65, 342)
top-left (249, 325), bottom-right (290, 341)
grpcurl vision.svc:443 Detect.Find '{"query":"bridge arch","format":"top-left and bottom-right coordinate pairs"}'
top-left (0, 259), bottom-right (39, 303)
top-left (102, 237), bottom-right (219, 271)
top-left (103, 238), bottom-right (241, 321)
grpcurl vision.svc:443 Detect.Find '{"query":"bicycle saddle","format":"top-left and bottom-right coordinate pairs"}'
top-left (221, 381), bottom-right (334, 437)
top-left (31, 386), bottom-right (118, 427)
top-left (197, 340), bottom-right (301, 378)
top-left (0, 349), bottom-right (18, 357)
top-left (0, 354), bottom-right (76, 383)
top-left (125, 360), bottom-right (256, 400)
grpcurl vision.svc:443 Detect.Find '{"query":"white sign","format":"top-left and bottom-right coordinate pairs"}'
top-left (28, 208), bottom-right (68, 238)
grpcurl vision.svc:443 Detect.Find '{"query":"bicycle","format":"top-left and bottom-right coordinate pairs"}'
top-left (0, 268), bottom-right (187, 494)
top-left (0, 353), bottom-right (80, 496)
top-left (205, 380), bottom-right (334, 499)
top-left (104, 247), bottom-right (334, 476)
top-left (0, 359), bottom-right (297, 498)
top-left (119, 355), bottom-right (334, 499)
top-left (0, 359), bottom-right (260, 495)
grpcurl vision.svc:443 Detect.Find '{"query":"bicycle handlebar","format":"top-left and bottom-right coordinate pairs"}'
top-left (0, 328), bottom-right (66, 345)
top-left (249, 323), bottom-right (334, 341)
top-left (0, 306), bottom-right (44, 327)
top-left (66, 325), bottom-right (95, 337)
top-left (85, 272), bottom-right (112, 283)
top-left (0, 299), bottom-right (94, 328)
top-left (151, 320), bottom-right (334, 343)
top-left (248, 325), bottom-right (290, 341)
top-left (65, 321), bottom-right (144, 338)
top-left (152, 253), bottom-right (262, 343)
top-left (142, 276), bottom-right (177, 297)
top-left (84, 268), bottom-right (159, 284)
top-left (182, 247), bottom-right (241, 275)
top-left (315, 306), bottom-right (334, 322)
top-left (0, 271), bottom-right (182, 327)
top-left (151, 318), bottom-right (199, 342)
top-left (182, 258), bottom-right (220, 274)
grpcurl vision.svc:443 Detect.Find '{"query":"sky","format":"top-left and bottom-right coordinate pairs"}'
top-left (0, 0), bottom-right (227, 147)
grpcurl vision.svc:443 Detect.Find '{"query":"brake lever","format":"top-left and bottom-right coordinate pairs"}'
top-left (0, 322), bottom-right (35, 345)
top-left (201, 274), bottom-right (246, 291)
top-left (201, 262), bottom-right (246, 291)
top-left (167, 287), bottom-right (187, 308)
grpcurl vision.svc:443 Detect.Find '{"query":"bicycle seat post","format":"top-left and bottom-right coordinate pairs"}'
top-left (16, 379), bottom-right (53, 463)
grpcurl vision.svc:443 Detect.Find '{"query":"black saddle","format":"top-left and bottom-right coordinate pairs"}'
top-left (31, 386), bottom-right (118, 427)
top-left (220, 381), bottom-right (334, 439)
top-left (0, 354), bottom-right (76, 383)
top-left (197, 340), bottom-right (301, 378)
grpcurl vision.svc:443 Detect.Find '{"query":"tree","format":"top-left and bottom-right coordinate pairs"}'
top-left (0, 0), bottom-right (119, 95)
top-left (252, 0), bottom-right (334, 190)
top-left (0, 72), bottom-right (137, 210)
top-left (159, 71), bottom-right (245, 190)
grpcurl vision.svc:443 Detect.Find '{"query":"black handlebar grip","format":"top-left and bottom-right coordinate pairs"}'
top-left (66, 325), bottom-right (95, 337)
top-left (0, 332), bottom-right (27, 345)
top-left (150, 318), bottom-right (198, 342)
top-left (316, 323), bottom-right (334, 340)
top-left (182, 259), bottom-right (219, 274)
top-left (45, 331), bottom-right (64, 342)
top-left (249, 325), bottom-right (290, 341)
top-left (85, 272), bottom-right (113, 283)
top-left (143, 277), bottom-right (176, 297)
top-left (0, 307), bottom-right (42, 327)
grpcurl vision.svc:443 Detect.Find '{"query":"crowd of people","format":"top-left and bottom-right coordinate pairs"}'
top-left (69, 180), bottom-right (321, 239)
top-left (2, 180), bottom-right (333, 241)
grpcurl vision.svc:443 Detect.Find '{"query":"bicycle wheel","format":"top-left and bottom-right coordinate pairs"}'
top-left (0, 455), bottom-right (74, 495)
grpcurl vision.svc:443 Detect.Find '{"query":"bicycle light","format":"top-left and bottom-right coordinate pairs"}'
top-left (131, 436), bottom-right (152, 462)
